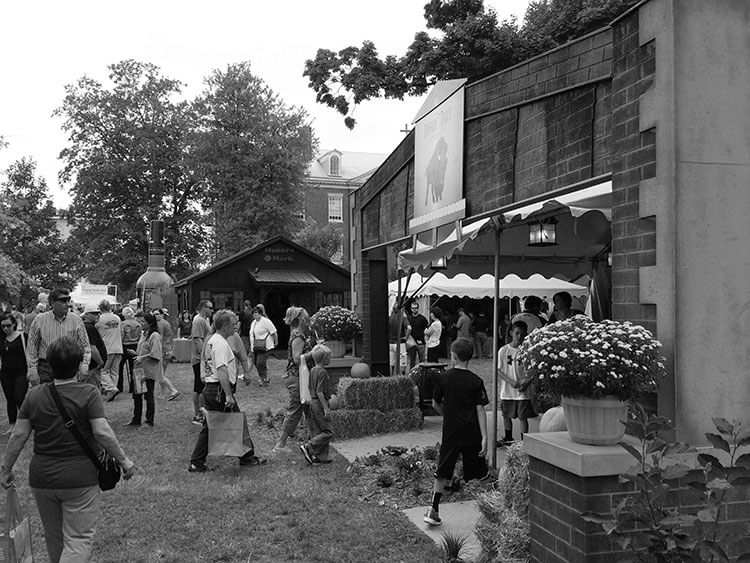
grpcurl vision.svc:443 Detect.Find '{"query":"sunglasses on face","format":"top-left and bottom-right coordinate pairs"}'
top-left (1, 324), bottom-right (13, 329)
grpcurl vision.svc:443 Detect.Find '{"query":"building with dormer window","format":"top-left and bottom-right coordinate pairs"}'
top-left (301, 149), bottom-right (386, 267)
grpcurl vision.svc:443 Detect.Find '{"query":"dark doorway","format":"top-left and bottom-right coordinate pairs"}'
top-left (262, 289), bottom-right (291, 352)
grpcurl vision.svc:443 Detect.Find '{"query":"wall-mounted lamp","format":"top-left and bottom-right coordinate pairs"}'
top-left (430, 256), bottom-right (448, 270)
top-left (528, 217), bottom-right (558, 247)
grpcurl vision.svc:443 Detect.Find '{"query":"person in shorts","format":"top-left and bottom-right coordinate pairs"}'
top-left (497, 321), bottom-right (536, 446)
top-left (424, 337), bottom-right (489, 526)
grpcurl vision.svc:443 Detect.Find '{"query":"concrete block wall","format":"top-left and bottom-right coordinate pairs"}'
top-left (465, 28), bottom-right (612, 119)
top-left (610, 11), bottom-right (658, 336)
top-left (529, 456), bottom-right (750, 562)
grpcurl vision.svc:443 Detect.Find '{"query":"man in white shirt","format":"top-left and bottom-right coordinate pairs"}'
top-left (188, 309), bottom-right (265, 472)
top-left (96, 300), bottom-right (123, 397)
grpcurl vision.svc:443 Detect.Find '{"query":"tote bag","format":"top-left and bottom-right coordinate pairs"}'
top-left (206, 411), bottom-right (255, 457)
top-left (0, 487), bottom-right (32, 563)
top-left (299, 361), bottom-right (312, 405)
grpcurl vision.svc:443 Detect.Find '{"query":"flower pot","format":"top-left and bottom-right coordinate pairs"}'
top-left (327, 340), bottom-right (346, 358)
top-left (561, 396), bottom-right (628, 446)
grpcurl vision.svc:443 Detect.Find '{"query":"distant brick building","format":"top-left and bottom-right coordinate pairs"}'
top-left (300, 150), bottom-right (385, 266)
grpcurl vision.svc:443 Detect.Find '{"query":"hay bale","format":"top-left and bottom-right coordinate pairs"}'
top-left (475, 442), bottom-right (530, 562)
top-left (330, 407), bottom-right (422, 440)
top-left (337, 376), bottom-right (414, 411)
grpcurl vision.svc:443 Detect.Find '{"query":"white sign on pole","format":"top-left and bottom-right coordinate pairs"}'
top-left (410, 86), bottom-right (466, 234)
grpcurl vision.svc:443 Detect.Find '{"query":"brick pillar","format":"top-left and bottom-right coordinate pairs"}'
top-left (525, 433), bottom-right (750, 562)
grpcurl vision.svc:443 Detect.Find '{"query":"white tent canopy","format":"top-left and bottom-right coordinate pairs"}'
top-left (389, 272), bottom-right (588, 300)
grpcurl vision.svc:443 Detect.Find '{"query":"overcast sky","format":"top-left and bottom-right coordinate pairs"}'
top-left (0, 0), bottom-right (529, 208)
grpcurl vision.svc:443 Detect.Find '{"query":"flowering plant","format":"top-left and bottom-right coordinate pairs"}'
top-left (519, 317), bottom-right (665, 402)
top-left (309, 306), bottom-right (363, 342)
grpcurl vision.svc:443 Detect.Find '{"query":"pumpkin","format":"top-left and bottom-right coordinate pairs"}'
top-left (350, 362), bottom-right (371, 379)
top-left (539, 406), bottom-right (567, 433)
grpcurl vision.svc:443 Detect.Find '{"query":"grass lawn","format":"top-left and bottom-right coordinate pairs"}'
top-left (2, 359), bottom-right (443, 562)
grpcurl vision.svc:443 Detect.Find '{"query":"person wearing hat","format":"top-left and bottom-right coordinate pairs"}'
top-left (26, 289), bottom-right (91, 385)
top-left (81, 303), bottom-right (110, 396)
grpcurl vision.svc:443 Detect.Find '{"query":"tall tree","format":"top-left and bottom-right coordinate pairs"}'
top-left (0, 158), bottom-right (73, 305)
top-left (304, 0), bottom-right (638, 128)
top-left (191, 62), bottom-right (314, 258)
top-left (55, 60), bottom-right (208, 295)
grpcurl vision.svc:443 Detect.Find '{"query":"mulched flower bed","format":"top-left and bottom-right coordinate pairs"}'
top-left (346, 445), bottom-right (497, 510)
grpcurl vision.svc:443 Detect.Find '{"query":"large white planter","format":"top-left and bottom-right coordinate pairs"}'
top-left (327, 340), bottom-right (346, 358)
top-left (561, 396), bottom-right (628, 446)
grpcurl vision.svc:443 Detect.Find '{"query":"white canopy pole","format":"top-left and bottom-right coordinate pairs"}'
top-left (490, 223), bottom-right (500, 469)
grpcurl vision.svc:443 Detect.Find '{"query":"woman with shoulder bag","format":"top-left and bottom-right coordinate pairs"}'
top-left (0, 312), bottom-right (28, 435)
top-left (0, 336), bottom-right (136, 563)
top-left (271, 307), bottom-right (310, 453)
top-left (249, 305), bottom-right (278, 386)
top-left (127, 312), bottom-right (162, 427)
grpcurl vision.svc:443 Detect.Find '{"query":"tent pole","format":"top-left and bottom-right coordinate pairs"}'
top-left (395, 269), bottom-right (403, 376)
top-left (490, 224), bottom-right (501, 470)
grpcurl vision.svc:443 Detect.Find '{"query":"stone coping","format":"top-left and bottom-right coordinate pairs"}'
top-left (524, 432), bottom-right (642, 477)
top-left (524, 432), bottom-right (718, 477)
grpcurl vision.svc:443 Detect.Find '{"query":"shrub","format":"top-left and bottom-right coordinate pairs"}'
top-left (337, 376), bottom-right (415, 411)
top-left (329, 407), bottom-right (422, 440)
top-left (475, 442), bottom-right (530, 562)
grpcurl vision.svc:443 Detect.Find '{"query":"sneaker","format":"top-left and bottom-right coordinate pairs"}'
top-left (144, 422), bottom-right (154, 428)
top-left (299, 444), bottom-right (315, 465)
top-left (124, 421), bottom-right (140, 427)
top-left (188, 463), bottom-right (209, 473)
top-left (271, 444), bottom-right (292, 454)
top-left (191, 415), bottom-right (205, 426)
top-left (167, 392), bottom-right (181, 401)
top-left (423, 507), bottom-right (442, 526)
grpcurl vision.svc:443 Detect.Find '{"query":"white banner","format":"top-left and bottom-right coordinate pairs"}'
top-left (411, 86), bottom-right (465, 234)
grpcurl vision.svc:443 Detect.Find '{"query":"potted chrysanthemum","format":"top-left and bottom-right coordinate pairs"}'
top-left (309, 306), bottom-right (363, 358)
top-left (519, 317), bottom-right (665, 445)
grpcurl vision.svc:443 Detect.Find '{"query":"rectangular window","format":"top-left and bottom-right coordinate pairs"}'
top-left (328, 194), bottom-right (343, 222)
top-left (294, 192), bottom-right (305, 220)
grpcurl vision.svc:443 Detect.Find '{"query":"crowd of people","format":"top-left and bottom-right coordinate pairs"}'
top-left (0, 285), bottom-right (588, 551)
top-left (0, 289), bottom-right (339, 561)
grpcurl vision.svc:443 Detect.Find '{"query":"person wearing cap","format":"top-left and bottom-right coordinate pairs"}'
top-left (26, 289), bottom-right (91, 385)
top-left (81, 303), bottom-right (110, 396)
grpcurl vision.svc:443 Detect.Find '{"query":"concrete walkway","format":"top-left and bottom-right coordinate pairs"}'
top-left (332, 412), bottom-right (539, 561)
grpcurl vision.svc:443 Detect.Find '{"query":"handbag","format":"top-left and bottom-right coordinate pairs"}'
top-left (405, 335), bottom-right (417, 350)
top-left (252, 326), bottom-right (266, 352)
top-left (132, 367), bottom-right (148, 395)
top-left (48, 384), bottom-right (121, 491)
top-left (0, 487), bottom-right (32, 563)
top-left (205, 410), bottom-right (255, 457)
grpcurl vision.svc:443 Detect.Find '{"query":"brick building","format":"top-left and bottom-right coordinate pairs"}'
top-left (353, 0), bottom-right (750, 559)
top-left (300, 149), bottom-right (385, 266)
top-left (353, 0), bottom-right (748, 444)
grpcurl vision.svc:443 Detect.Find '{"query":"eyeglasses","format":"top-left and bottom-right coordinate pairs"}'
top-left (54, 297), bottom-right (71, 303)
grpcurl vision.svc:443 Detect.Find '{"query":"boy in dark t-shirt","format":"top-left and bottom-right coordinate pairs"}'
top-left (424, 337), bottom-right (489, 526)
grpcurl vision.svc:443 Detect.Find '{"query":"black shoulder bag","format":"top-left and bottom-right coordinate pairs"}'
top-left (48, 383), bottom-right (121, 491)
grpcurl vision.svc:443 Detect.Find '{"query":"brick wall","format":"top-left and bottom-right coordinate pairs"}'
top-left (610, 11), bottom-right (657, 335)
top-left (464, 109), bottom-right (517, 215)
top-left (465, 28), bottom-right (612, 120)
top-left (529, 457), bottom-right (750, 562)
